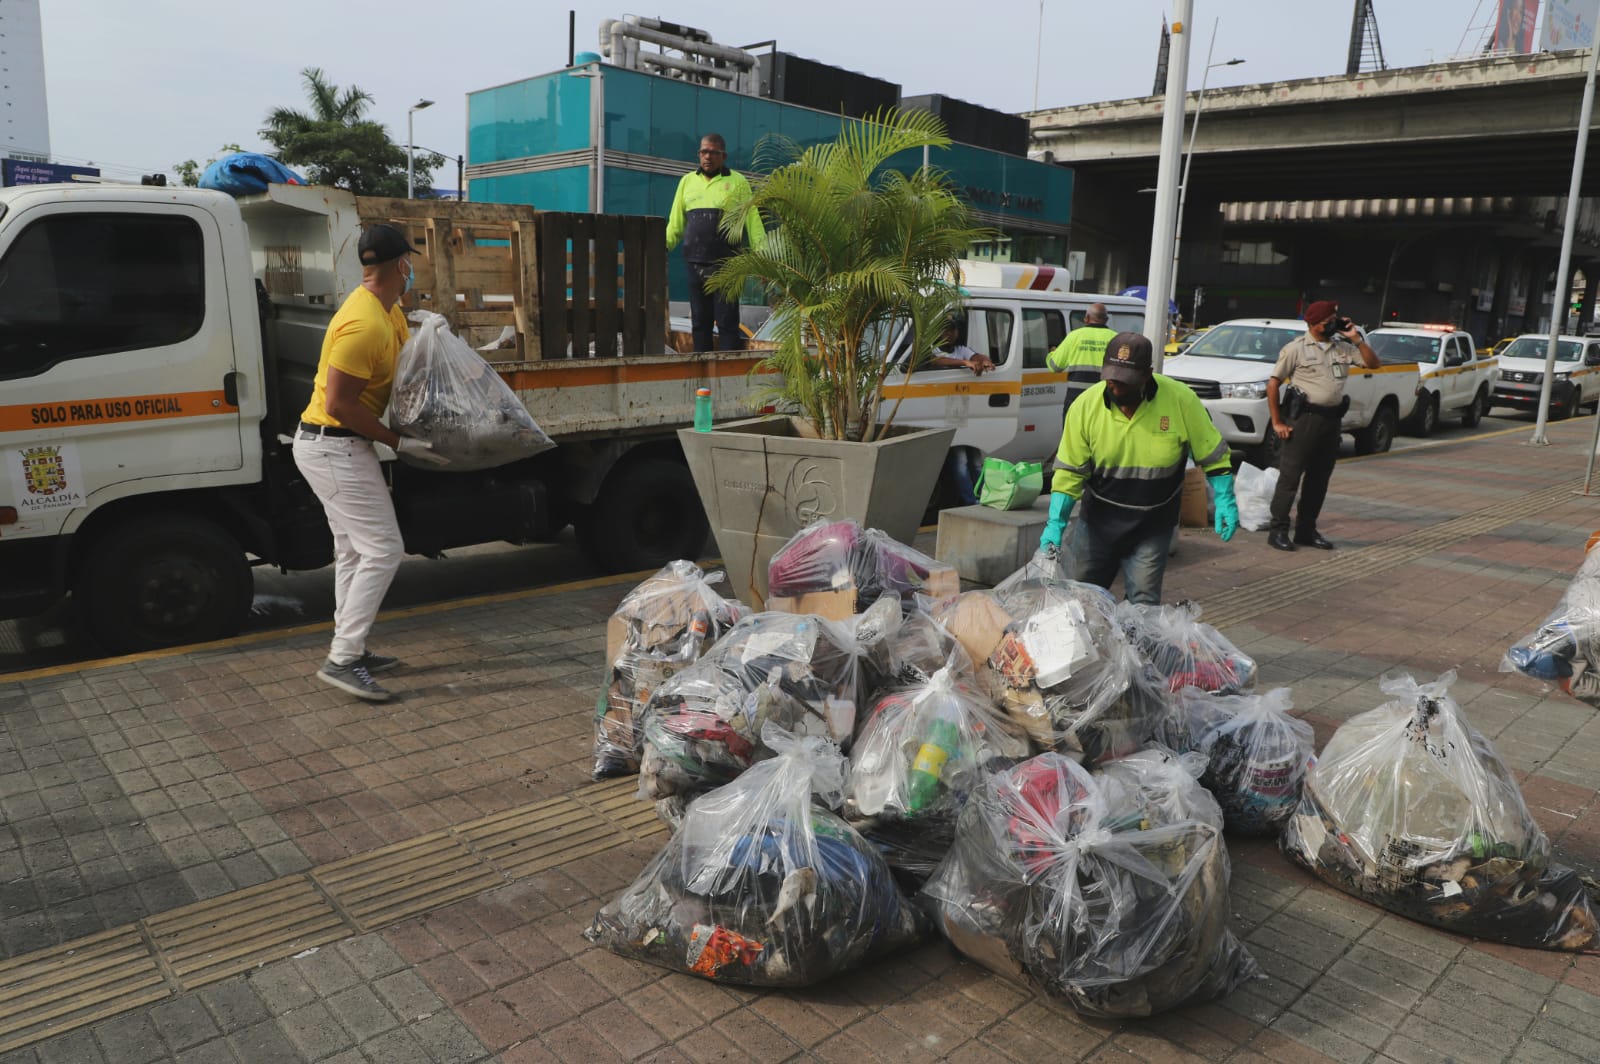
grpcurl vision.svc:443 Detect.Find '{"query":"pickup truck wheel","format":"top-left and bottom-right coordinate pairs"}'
top-left (1407, 394), bottom-right (1439, 437)
top-left (1460, 386), bottom-right (1488, 427)
top-left (1353, 403), bottom-right (1397, 455)
top-left (580, 458), bottom-right (710, 572)
top-left (1551, 386), bottom-right (1575, 421)
top-left (74, 515), bottom-right (253, 654)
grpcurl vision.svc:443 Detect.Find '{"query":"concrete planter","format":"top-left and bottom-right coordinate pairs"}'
top-left (678, 416), bottom-right (955, 607)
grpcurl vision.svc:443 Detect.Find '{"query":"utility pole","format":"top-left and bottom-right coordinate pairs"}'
top-left (1145, 1), bottom-right (1193, 369)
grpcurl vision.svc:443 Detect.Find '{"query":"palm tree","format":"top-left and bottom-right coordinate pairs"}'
top-left (709, 109), bottom-right (989, 442)
top-left (262, 68), bottom-right (374, 142)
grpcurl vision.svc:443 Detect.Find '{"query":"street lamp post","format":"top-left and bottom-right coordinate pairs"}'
top-left (407, 99), bottom-right (434, 199)
top-left (1170, 20), bottom-right (1244, 323)
top-left (1143, 0), bottom-right (1194, 365)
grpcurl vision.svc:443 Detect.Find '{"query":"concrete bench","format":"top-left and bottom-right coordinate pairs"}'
top-left (934, 497), bottom-right (1053, 586)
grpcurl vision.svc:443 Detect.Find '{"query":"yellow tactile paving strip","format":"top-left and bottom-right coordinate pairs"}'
top-left (0, 776), bottom-right (657, 1052)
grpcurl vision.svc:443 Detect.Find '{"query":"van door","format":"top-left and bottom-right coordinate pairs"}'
top-left (1010, 304), bottom-right (1068, 460)
top-left (880, 301), bottom-right (1019, 458)
top-left (0, 201), bottom-right (242, 540)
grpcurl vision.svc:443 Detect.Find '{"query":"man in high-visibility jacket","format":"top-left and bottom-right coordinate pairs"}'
top-left (1045, 303), bottom-right (1116, 422)
top-left (666, 132), bottom-right (766, 352)
top-left (1039, 331), bottom-right (1239, 604)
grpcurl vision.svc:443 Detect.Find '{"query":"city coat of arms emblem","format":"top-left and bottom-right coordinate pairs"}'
top-left (21, 446), bottom-right (67, 496)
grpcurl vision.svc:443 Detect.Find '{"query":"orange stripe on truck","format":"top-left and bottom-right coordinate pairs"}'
top-left (0, 390), bottom-right (236, 433)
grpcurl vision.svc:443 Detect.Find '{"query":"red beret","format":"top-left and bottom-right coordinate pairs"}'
top-left (1303, 300), bottom-right (1338, 324)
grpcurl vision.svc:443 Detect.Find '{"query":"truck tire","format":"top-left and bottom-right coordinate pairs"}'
top-left (1353, 402), bottom-right (1397, 455)
top-left (1551, 385), bottom-right (1576, 421)
top-left (580, 458), bottom-right (710, 573)
top-left (74, 515), bottom-right (253, 653)
top-left (1460, 386), bottom-right (1488, 427)
top-left (1406, 394), bottom-right (1439, 437)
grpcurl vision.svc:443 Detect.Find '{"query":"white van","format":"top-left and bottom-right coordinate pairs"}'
top-left (877, 262), bottom-right (1146, 473)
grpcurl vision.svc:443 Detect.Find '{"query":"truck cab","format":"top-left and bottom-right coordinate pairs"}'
top-left (1165, 317), bottom-right (1420, 467)
top-left (1491, 334), bottom-right (1600, 420)
top-left (1366, 323), bottom-right (1494, 434)
top-left (872, 262), bottom-right (1146, 477)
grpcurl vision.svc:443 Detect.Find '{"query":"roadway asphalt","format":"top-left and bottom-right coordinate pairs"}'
top-left (0, 411), bottom-right (1553, 676)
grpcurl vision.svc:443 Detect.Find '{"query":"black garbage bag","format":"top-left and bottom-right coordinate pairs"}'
top-left (921, 752), bottom-right (1257, 1018)
top-left (587, 727), bottom-right (924, 986)
top-left (1280, 671), bottom-right (1600, 951)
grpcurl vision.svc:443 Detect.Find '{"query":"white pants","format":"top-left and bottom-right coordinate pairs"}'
top-left (292, 433), bottom-right (404, 665)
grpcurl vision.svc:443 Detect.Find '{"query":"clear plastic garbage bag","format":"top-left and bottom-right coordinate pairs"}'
top-left (1280, 672), bottom-right (1600, 951)
top-left (1117, 601), bottom-right (1258, 695)
top-left (844, 657), bottom-right (1030, 883)
top-left (637, 611), bottom-right (879, 804)
top-left (1095, 746), bottom-right (1224, 834)
top-left (593, 562), bottom-right (746, 780)
top-left (766, 520), bottom-right (957, 612)
top-left (977, 550), bottom-right (1170, 764)
top-left (1503, 548), bottom-right (1600, 707)
top-left (1170, 688), bottom-right (1313, 837)
top-left (1232, 462), bottom-right (1278, 533)
top-left (587, 726), bottom-right (924, 986)
top-left (921, 752), bottom-right (1258, 1018)
top-left (389, 312), bottom-right (554, 471)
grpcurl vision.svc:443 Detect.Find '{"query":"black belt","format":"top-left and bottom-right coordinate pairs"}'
top-left (297, 421), bottom-right (358, 438)
top-left (1303, 403), bottom-right (1343, 416)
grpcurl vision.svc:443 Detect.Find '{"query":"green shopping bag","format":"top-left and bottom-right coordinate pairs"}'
top-left (975, 457), bottom-right (1043, 511)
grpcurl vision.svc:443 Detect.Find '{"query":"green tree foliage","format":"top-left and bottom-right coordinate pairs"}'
top-left (259, 68), bottom-right (443, 196)
top-left (173, 143), bottom-right (244, 187)
top-left (710, 109), bottom-right (989, 441)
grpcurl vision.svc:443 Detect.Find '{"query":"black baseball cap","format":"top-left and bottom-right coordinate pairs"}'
top-left (358, 223), bottom-right (418, 266)
top-left (1101, 331), bottom-right (1154, 383)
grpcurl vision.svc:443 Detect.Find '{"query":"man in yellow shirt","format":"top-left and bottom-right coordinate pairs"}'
top-left (666, 133), bottom-right (765, 352)
top-left (293, 223), bottom-right (447, 701)
top-left (1045, 303), bottom-right (1116, 423)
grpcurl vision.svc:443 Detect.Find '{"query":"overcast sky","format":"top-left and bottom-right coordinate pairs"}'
top-left (37, 1), bottom-right (1516, 184)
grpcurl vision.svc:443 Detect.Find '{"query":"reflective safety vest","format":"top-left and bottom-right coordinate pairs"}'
top-left (665, 168), bottom-right (766, 265)
top-left (1046, 325), bottom-right (1116, 409)
top-left (1052, 374), bottom-right (1231, 539)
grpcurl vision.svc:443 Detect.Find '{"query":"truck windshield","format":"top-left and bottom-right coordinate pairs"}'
top-left (1182, 324), bottom-right (1303, 363)
top-left (1502, 338), bottom-right (1582, 362)
top-left (1368, 333), bottom-right (1442, 364)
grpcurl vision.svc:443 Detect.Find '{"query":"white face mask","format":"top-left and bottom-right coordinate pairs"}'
top-left (402, 260), bottom-right (415, 295)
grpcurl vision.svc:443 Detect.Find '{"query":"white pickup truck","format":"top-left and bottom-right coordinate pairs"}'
top-left (1365, 323), bottom-right (1495, 434)
top-left (1490, 334), bottom-right (1600, 420)
top-left (1164, 318), bottom-right (1421, 467)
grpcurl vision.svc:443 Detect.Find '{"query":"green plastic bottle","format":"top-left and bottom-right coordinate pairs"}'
top-left (694, 387), bottom-right (713, 432)
top-left (905, 717), bottom-right (961, 812)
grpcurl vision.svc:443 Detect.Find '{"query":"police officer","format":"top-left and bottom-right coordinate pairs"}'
top-left (1264, 300), bottom-right (1380, 552)
top-left (1039, 332), bottom-right (1239, 604)
top-left (665, 133), bottom-right (766, 352)
top-left (1045, 303), bottom-right (1116, 420)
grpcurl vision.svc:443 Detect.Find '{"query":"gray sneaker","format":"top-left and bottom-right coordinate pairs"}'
top-left (317, 659), bottom-right (393, 702)
top-left (356, 650), bottom-right (400, 673)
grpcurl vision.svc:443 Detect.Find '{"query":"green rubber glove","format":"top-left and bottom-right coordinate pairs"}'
top-left (1040, 492), bottom-right (1076, 550)
top-left (1211, 473), bottom-right (1239, 542)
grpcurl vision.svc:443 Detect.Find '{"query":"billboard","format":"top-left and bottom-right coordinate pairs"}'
top-left (1, 159), bottom-right (99, 186)
top-left (1492, 0), bottom-right (1541, 53)
top-left (1544, 0), bottom-right (1600, 50)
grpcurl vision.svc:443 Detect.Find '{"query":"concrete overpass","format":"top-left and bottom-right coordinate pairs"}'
top-left (1027, 51), bottom-right (1600, 336)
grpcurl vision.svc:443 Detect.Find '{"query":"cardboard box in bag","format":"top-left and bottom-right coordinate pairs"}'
top-left (1180, 467), bottom-right (1209, 528)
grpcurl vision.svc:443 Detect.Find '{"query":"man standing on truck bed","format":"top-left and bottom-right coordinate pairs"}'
top-left (1039, 332), bottom-right (1239, 604)
top-left (1264, 300), bottom-right (1379, 552)
top-left (666, 133), bottom-right (766, 352)
top-left (1046, 303), bottom-right (1116, 423)
top-left (293, 223), bottom-right (448, 701)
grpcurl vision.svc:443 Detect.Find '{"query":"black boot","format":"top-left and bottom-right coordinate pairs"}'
top-left (1294, 530), bottom-right (1334, 550)
top-left (1268, 531), bottom-right (1295, 552)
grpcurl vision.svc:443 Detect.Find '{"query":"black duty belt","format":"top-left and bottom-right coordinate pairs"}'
top-left (297, 421), bottom-right (359, 438)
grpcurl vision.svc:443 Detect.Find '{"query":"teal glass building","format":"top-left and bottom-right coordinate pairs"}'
top-left (466, 64), bottom-right (1074, 301)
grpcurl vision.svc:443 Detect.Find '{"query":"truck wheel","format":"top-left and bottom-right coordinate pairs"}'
top-left (580, 458), bottom-right (710, 573)
top-left (1406, 394), bottom-right (1439, 437)
top-left (1551, 386), bottom-right (1575, 421)
top-left (1461, 386), bottom-right (1488, 427)
top-left (74, 515), bottom-right (253, 654)
top-left (1353, 403), bottom-right (1397, 455)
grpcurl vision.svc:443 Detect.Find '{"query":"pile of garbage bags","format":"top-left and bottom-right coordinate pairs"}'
top-left (389, 312), bottom-right (555, 471)
top-left (922, 752), bottom-right (1257, 1018)
top-left (593, 562), bottom-right (746, 779)
top-left (1503, 548), bottom-right (1600, 706)
top-left (1118, 601), bottom-right (1257, 695)
top-left (586, 727), bottom-right (924, 986)
top-left (1281, 672), bottom-right (1600, 951)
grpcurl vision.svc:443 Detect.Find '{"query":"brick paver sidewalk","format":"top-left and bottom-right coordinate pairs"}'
top-left (2, 420), bottom-right (1598, 1063)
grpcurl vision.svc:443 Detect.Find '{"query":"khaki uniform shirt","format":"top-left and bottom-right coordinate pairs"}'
top-left (1272, 335), bottom-right (1359, 408)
